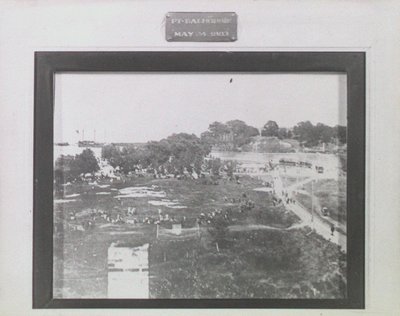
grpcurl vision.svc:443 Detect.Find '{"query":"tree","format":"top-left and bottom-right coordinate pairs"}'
top-left (293, 121), bottom-right (318, 146)
top-left (54, 155), bottom-right (76, 196)
top-left (54, 149), bottom-right (99, 184)
top-left (200, 130), bottom-right (216, 146)
top-left (165, 133), bottom-right (211, 175)
top-left (315, 123), bottom-right (334, 144)
top-left (146, 139), bottom-right (171, 167)
top-left (277, 127), bottom-right (289, 139)
top-left (208, 121), bottom-right (230, 138)
top-left (102, 144), bottom-right (123, 168)
top-left (101, 133), bottom-right (211, 176)
top-left (193, 157), bottom-right (203, 176)
top-left (225, 161), bottom-right (236, 179)
top-left (334, 125), bottom-right (347, 144)
top-left (202, 120), bottom-right (259, 150)
top-left (55, 155), bottom-right (76, 181)
top-left (102, 144), bottom-right (119, 161)
top-left (261, 120), bottom-right (279, 137)
top-left (210, 158), bottom-right (222, 177)
top-left (226, 120), bottom-right (259, 147)
top-left (118, 146), bottom-right (142, 173)
top-left (73, 149), bottom-right (99, 175)
top-left (208, 215), bottom-right (230, 250)
top-left (293, 121), bottom-right (339, 147)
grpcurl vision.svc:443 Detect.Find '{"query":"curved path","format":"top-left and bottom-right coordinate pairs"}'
top-left (270, 168), bottom-right (347, 252)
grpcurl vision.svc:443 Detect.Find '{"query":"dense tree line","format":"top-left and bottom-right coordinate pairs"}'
top-left (261, 120), bottom-right (293, 139)
top-left (55, 149), bottom-right (99, 183)
top-left (56, 120), bottom-right (346, 182)
top-left (102, 133), bottom-right (211, 176)
top-left (54, 149), bottom-right (99, 196)
top-left (99, 120), bottom-right (346, 176)
top-left (202, 119), bottom-right (346, 150)
top-left (292, 121), bottom-right (346, 146)
top-left (261, 120), bottom-right (346, 146)
top-left (201, 120), bottom-right (259, 149)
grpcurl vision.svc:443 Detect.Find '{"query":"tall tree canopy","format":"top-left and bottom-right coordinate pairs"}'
top-left (102, 133), bottom-right (211, 176)
top-left (55, 148), bottom-right (99, 183)
top-left (201, 120), bottom-right (259, 149)
top-left (293, 121), bottom-right (346, 146)
top-left (261, 120), bottom-right (280, 137)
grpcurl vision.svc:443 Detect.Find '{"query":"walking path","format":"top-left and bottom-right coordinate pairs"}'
top-left (229, 224), bottom-right (285, 232)
top-left (271, 168), bottom-right (346, 252)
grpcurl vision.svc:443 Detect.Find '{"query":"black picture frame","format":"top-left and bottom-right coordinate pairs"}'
top-left (33, 51), bottom-right (365, 309)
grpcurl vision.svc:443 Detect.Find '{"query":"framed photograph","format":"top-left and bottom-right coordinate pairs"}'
top-left (33, 52), bottom-right (365, 308)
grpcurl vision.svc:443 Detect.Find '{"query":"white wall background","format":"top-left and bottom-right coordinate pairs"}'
top-left (0, 0), bottom-right (399, 315)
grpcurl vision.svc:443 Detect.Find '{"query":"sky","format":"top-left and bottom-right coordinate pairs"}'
top-left (54, 73), bottom-right (347, 143)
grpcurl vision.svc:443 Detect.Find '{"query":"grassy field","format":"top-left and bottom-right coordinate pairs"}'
top-left (54, 174), bottom-right (346, 298)
top-left (281, 175), bottom-right (309, 188)
top-left (149, 228), bottom-right (346, 298)
top-left (303, 176), bottom-right (347, 224)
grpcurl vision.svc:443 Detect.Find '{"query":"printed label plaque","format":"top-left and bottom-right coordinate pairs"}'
top-left (165, 12), bottom-right (237, 42)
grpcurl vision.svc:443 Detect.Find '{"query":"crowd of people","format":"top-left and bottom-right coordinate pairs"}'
top-left (65, 191), bottom-right (259, 233)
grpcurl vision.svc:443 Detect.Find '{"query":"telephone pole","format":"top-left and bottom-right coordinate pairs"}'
top-left (311, 179), bottom-right (315, 231)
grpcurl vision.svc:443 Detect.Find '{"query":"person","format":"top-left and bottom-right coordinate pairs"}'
top-left (331, 224), bottom-right (335, 236)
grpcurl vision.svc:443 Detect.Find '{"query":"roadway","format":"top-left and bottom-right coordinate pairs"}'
top-left (270, 167), bottom-right (347, 252)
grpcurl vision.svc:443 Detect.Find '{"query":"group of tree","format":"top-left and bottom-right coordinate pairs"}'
top-left (208, 213), bottom-right (230, 251)
top-left (55, 149), bottom-right (99, 183)
top-left (101, 133), bottom-right (212, 176)
top-left (261, 120), bottom-right (346, 146)
top-left (292, 121), bottom-right (346, 147)
top-left (202, 119), bottom-right (346, 150)
top-left (201, 120), bottom-right (259, 149)
top-left (261, 120), bottom-right (293, 139)
top-left (54, 149), bottom-right (99, 195)
top-left (59, 120), bottom-right (346, 182)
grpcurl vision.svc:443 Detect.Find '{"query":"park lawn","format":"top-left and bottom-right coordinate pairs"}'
top-left (281, 175), bottom-right (309, 188)
top-left (295, 193), bottom-right (313, 212)
top-left (304, 177), bottom-right (347, 224)
top-left (149, 228), bottom-right (346, 298)
top-left (56, 175), bottom-right (299, 229)
top-left (54, 175), bottom-right (337, 299)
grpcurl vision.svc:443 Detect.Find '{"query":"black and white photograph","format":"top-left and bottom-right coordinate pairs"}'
top-left (5, 1), bottom-right (400, 315)
top-left (53, 72), bottom-right (348, 300)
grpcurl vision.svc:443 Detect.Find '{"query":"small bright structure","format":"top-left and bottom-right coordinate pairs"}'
top-left (107, 243), bottom-right (149, 298)
top-left (171, 223), bottom-right (182, 235)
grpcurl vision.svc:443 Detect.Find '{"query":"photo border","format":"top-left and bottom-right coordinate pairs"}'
top-left (33, 51), bottom-right (365, 309)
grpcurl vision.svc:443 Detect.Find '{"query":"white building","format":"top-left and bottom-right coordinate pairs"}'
top-left (171, 223), bottom-right (182, 235)
top-left (107, 243), bottom-right (149, 298)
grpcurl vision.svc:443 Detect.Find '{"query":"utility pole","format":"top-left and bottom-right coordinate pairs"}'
top-left (311, 179), bottom-right (315, 231)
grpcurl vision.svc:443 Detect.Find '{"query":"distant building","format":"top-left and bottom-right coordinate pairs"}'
top-left (107, 243), bottom-right (149, 298)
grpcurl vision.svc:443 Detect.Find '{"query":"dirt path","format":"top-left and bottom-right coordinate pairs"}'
top-left (271, 168), bottom-right (347, 252)
top-left (284, 172), bottom-right (347, 235)
top-left (229, 224), bottom-right (285, 232)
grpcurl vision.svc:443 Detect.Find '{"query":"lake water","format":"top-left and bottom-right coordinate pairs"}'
top-left (210, 151), bottom-right (340, 168)
top-left (54, 145), bottom-right (341, 172)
